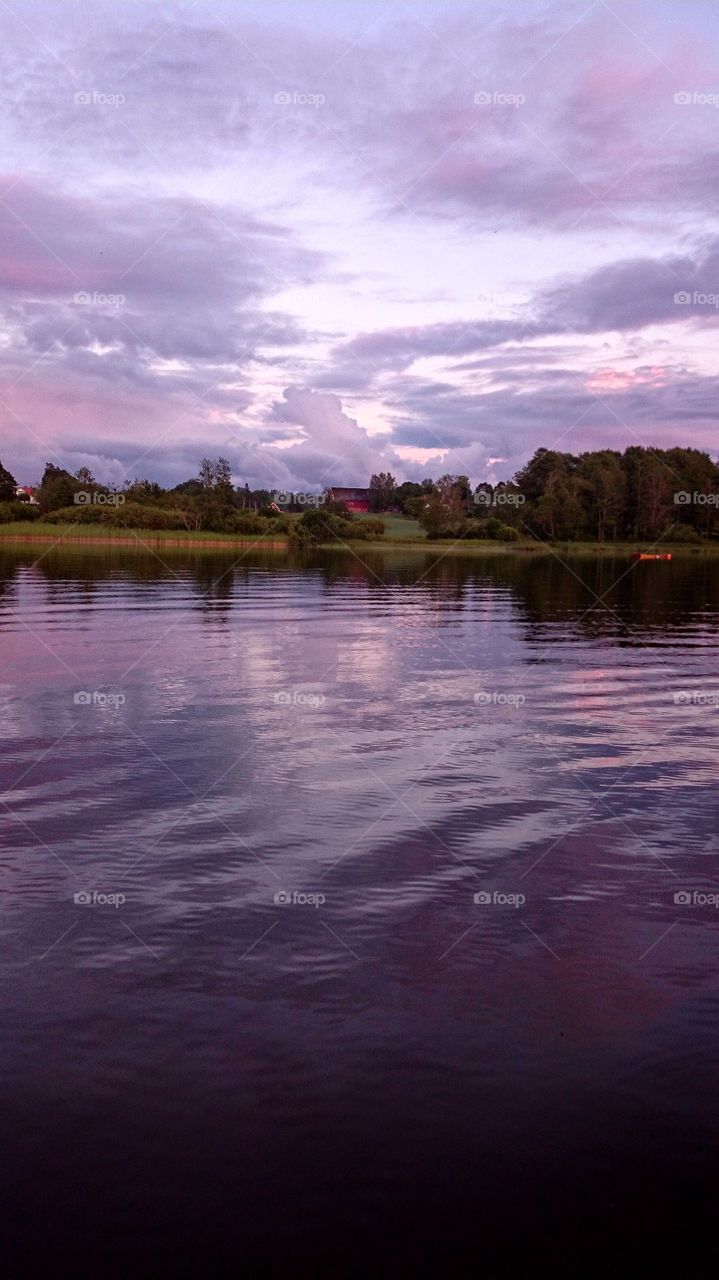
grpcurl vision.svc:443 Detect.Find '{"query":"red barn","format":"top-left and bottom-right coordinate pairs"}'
top-left (327, 486), bottom-right (370, 513)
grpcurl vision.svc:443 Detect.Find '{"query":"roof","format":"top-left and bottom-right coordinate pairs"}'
top-left (329, 487), bottom-right (370, 500)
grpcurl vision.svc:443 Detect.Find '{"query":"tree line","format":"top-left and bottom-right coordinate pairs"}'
top-left (1, 444), bottom-right (717, 543)
top-left (372, 446), bottom-right (719, 542)
top-left (0, 457), bottom-right (385, 544)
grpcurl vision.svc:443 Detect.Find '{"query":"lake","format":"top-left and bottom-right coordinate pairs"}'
top-left (2, 545), bottom-right (718, 1275)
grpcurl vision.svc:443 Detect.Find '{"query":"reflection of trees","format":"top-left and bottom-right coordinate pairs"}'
top-left (2, 546), bottom-right (717, 638)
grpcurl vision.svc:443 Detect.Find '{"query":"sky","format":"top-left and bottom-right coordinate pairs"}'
top-left (0, 0), bottom-right (718, 492)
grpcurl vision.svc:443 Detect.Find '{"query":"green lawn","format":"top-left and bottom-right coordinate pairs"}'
top-left (355, 513), bottom-right (425, 539)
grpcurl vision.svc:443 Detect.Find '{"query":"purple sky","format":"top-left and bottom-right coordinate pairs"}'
top-left (1, 0), bottom-right (718, 490)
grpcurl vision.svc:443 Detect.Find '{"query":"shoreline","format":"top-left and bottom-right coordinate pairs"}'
top-left (1, 531), bottom-right (717, 556)
top-left (0, 533), bottom-right (290, 549)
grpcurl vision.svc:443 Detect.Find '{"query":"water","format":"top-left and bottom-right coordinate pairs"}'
top-left (2, 545), bottom-right (719, 1274)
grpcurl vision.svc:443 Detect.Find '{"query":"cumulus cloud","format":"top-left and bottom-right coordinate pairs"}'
top-left (263, 387), bottom-right (403, 489)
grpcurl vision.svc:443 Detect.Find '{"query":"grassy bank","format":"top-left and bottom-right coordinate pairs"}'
top-left (345, 537), bottom-right (719, 556)
top-left (0, 522), bottom-right (289, 549)
top-left (1, 520), bottom-right (716, 557)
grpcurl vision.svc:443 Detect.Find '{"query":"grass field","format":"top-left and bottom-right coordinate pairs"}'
top-left (1, 518), bottom-right (716, 558)
top-left (0, 522), bottom-right (288, 546)
top-left (357, 513), bottom-right (425, 539)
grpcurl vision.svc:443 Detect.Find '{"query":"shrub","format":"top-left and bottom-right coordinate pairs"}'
top-left (288, 508), bottom-right (384, 545)
top-left (0, 501), bottom-right (42, 524)
top-left (495, 523), bottom-right (520, 541)
top-left (351, 517), bottom-right (385, 541)
top-left (288, 509), bottom-right (343, 545)
top-left (665, 523), bottom-right (702, 544)
top-left (119, 503), bottom-right (183, 530)
top-left (44, 502), bottom-right (182, 529)
top-left (227, 512), bottom-right (270, 535)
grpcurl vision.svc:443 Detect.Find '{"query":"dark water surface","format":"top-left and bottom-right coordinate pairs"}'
top-left (2, 545), bottom-right (719, 1275)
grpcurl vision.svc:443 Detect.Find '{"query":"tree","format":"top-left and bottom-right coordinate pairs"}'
top-left (0, 459), bottom-right (17, 501)
top-left (623, 448), bottom-right (672, 538)
top-left (418, 490), bottom-right (467, 538)
top-left (368, 472), bottom-right (397, 512)
top-left (122, 477), bottom-right (164, 503)
top-left (395, 480), bottom-right (424, 513)
top-left (198, 457), bottom-right (215, 490)
top-left (38, 463), bottom-right (77, 513)
top-left (577, 451), bottom-right (625, 541)
top-left (214, 457), bottom-right (234, 499)
top-left (171, 478), bottom-right (203, 496)
top-left (189, 456), bottom-right (239, 529)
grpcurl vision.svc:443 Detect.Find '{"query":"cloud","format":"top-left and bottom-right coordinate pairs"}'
top-left (324, 237), bottom-right (719, 393)
top-left (0, 177), bottom-right (321, 362)
top-left (1, 1), bottom-right (718, 489)
top-left (264, 386), bottom-right (403, 488)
